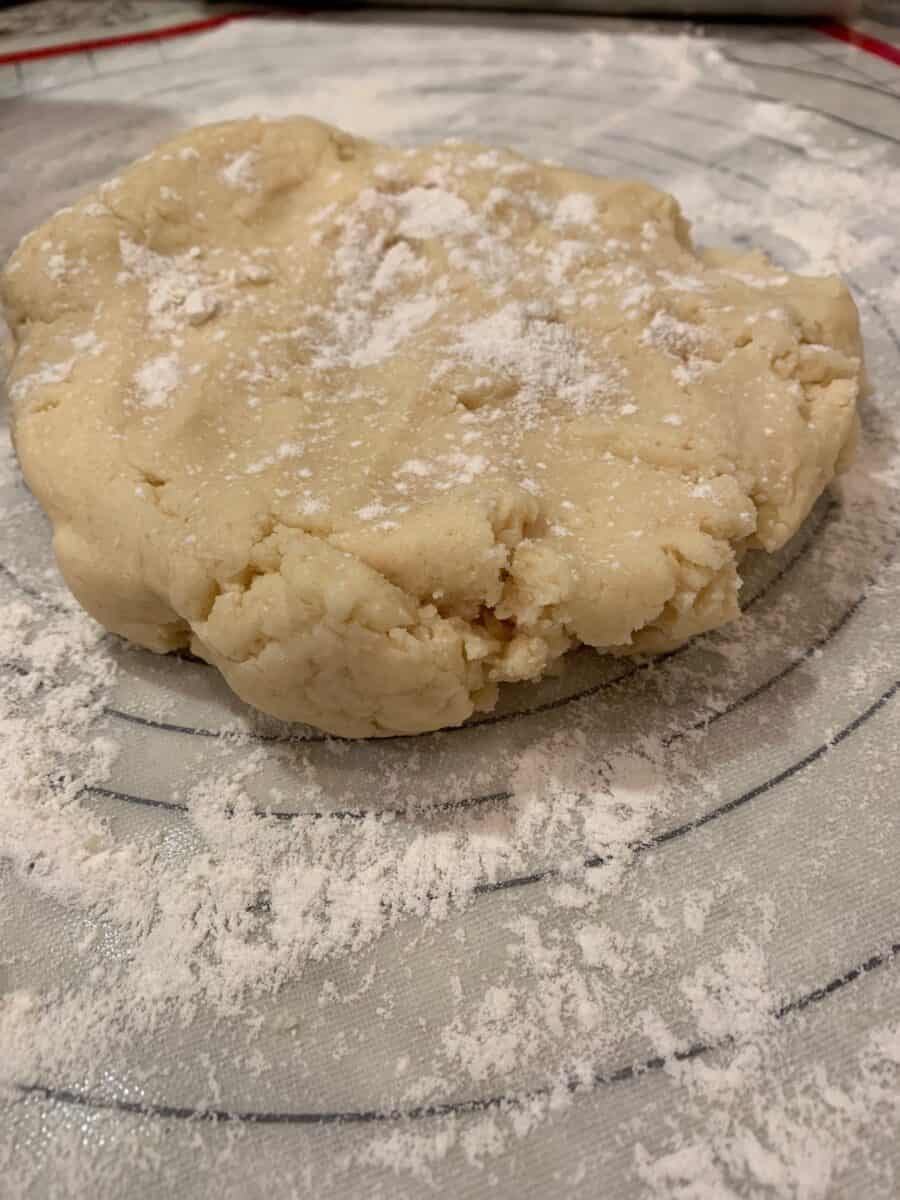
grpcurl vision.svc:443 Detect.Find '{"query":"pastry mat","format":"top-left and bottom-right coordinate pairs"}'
top-left (1, 8), bottom-right (899, 1199)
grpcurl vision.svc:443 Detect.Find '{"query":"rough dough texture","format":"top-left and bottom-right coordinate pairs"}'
top-left (2, 117), bottom-right (862, 737)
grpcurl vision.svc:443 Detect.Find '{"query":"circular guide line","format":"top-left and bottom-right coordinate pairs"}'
top-left (1, 70), bottom-right (897, 746)
top-left (0, 489), bottom-right (836, 745)
top-left (85, 673), bottom-right (900, 909)
top-left (412, 70), bottom-right (900, 150)
top-left (85, 572), bottom-right (873, 825)
top-left (0, 5), bottom-right (894, 73)
top-left (15, 937), bottom-right (899, 1128)
top-left (476, 673), bottom-right (899, 896)
top-left (5, 92), bottom-right (898, 744)
top-left (97, 492), bottom-right (839, 745)
top-left (718, 46), bottom-right (900, 102)
top-left (1, 14), bottom-right (898, 1168)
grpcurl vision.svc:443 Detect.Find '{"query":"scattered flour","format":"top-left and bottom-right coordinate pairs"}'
top-left (2, 15), bottom-right (900, 1200)
top-left (220, 149), bottom-right (260, 192)
top-left (454, 302), bottom-right (622, 425)
top-left (118, 235), bottom-right (220, 333)
top-left (133, 352), bottom-right (179, 410)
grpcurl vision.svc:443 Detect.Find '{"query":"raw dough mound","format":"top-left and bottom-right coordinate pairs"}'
top-left (2, 118), bottom-right (862, 736)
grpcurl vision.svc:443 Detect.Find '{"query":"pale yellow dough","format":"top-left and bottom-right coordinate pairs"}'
top-left (1, 117), bottom-right (862, 736)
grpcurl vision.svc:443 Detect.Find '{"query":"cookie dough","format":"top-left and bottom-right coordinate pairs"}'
top-left (1, 117), bottom-right (862, 737)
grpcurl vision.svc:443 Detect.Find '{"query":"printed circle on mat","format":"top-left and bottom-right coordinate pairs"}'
top-left (1, 13), bottom-right (899, 1200)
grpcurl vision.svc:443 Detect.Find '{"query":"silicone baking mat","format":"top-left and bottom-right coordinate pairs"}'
top-left (1, 8), bottom-right (899, 1199)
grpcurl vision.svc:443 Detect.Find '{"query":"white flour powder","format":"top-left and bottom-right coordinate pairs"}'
top-left (1, 17), bottom-right (900, 1200)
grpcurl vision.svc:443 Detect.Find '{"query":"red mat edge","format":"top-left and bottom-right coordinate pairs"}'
top-left (813, 18), bottom-right (900, 68)
top-left (0, 10), bottom-right (261, 67)
top-left (0, 10), bottom-right (896, 72)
